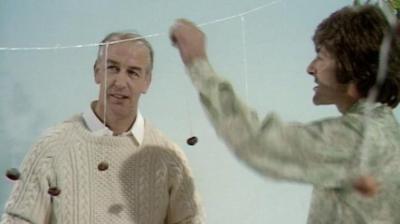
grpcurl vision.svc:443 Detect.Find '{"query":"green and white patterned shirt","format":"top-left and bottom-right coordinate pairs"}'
top-left (187, 59), bottom-right (400, 224)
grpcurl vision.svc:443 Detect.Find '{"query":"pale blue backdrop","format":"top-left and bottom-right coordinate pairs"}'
top-left (1, 0), bottom-right (397, 223)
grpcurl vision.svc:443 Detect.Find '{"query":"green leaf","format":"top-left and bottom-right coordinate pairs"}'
top-left (353, 0), bottom-right (362, 6)
top-left (390, 0), bottom-right (400, 9)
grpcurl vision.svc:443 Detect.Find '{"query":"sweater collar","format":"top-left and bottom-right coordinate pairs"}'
top-left (345, 99), bottom-right (385, 115)
top-left (82, 101), bottom-right (144, 145)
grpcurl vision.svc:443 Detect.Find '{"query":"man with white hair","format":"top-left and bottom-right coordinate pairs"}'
top-left (1, 32), bottom-right (203, 224)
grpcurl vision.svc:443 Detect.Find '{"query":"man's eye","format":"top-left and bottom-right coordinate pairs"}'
top-left (128, 70), bottom-right (140, 78)
top-left (107, 65), bottom-right (119, 73)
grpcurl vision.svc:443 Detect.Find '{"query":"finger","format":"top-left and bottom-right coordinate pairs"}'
top-left (169, 20), bottom-right (185, 46)
top-left (169, 28), bottom-right (178, 47)
top-left (169, 32), bottom-right (178, 47)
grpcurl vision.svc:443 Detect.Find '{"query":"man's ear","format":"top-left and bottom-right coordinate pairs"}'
top-left (347, 82), bottom-right (361, 100)
top-left (94, 60), bottom-right (101, 84)
top-left (143, 72), bottom-right (152, 94)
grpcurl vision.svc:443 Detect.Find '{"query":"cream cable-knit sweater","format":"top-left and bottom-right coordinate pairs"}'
top-left (1, 115), bottom-right (203, 224)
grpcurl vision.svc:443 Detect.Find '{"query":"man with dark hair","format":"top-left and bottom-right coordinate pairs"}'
top-left (170, 4), bottom-right (400, 223)
top-left (312, 6), bottom-right (400, 108)
top-left (1, 32), bottom-right (203, 224)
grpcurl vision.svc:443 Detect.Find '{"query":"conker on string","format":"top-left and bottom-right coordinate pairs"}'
top-left (48, 187), bottom-right (61, 196)
top-left (6, 168), bottom-right (21, 181)
top-left (186, 136), bottom-right (198, 146)
top-left (98, 162), bottom-right (109, 171)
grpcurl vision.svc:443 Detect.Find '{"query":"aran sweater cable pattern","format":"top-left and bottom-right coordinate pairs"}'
top-left (1, 115), bottom-right (203, 224)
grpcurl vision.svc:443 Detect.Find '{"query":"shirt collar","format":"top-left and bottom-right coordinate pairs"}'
top-left (82, 102), bottom-right (145, 145)
top-left (346, 99), bottom-right (384, 115)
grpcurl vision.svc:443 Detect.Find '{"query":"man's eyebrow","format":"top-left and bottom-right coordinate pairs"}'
top-left (127, 66), bottom-right (142, 71)
top-left (106, 59), bottom-right (119, 65)
top-left (106, 59), bottom-right (144, 71)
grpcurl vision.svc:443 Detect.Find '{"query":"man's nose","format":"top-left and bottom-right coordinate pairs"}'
top-left (114, 72), bottom-right (128, 88)
top-left (307, 59), bottom-right (316, 76)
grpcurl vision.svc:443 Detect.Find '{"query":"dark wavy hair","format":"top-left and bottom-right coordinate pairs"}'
top-left (313, 5), bottom-right (400, 108)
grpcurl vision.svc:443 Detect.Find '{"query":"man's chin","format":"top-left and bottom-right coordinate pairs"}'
top-left (312, 96), bottom-right (321, 105)
top-left (312, 96), bottom-right (329, 106)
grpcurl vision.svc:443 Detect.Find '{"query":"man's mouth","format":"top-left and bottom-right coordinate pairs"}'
top-left (110, 93), bottom-right (129, 100)
top-left (313, 79), bottom-right (319, 91)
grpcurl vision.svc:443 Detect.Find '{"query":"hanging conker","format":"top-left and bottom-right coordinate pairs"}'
top-left (6, 168), bottom-right (20, 181)
top-left (98, 162), bottom-right (109, 171)
top-left (186, 136), bottom-right (198, 146)
top-left (48, 187), bottom-right (61, 196)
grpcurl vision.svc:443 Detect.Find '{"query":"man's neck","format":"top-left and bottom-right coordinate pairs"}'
top-left (337, 84), bottom-right (361, 114)
top-left (107, 114), bottom-right (137, 135)
top-left (92, 101), bottom-right (136, 135)
top-left (336, 97), bottom-right (359, 114)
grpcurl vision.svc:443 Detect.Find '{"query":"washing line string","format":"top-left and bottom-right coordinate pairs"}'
top-left (240, 16), bottom-right (249, 101)
top-left (103, 43), bottom-right (109, 128)
top-left (0, 0), bottom-right (282, 51)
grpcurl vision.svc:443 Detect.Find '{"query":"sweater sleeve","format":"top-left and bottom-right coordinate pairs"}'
top-left (0, 213), bottom-right (32, 224)
top-left (0, 214), bottom-right (33, 224)
top-left (0, 136), bottom-right (55, 224)
top-left (185, 59), bottom-right (364, 188)
top-left (166, 144), bottom-right (204, 224)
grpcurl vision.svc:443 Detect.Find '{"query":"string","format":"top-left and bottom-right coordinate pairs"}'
top-left (103, 43), bottom-right (109, 128)
top-left (101, 43), bottom-right (114, 221)
top-left (0, 34), bottom-right (163, 51)
top-left (0, 0), bottom-right (282, 51)
top-left (185, 92), bottom-right (194, 137)
top-left (240, 16), bottom-right (249, 101)
top-left (197, 0), bottom-right (282, 27)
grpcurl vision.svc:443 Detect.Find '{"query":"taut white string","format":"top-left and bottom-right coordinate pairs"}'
top-left (103, 43), bottom-right (109, 127)
top-left (197, 0), bottom-right (282, 27)
top-left (240, 16), bottom-right (249, 101)
top-left (0, 0), bottom-right (282, 51)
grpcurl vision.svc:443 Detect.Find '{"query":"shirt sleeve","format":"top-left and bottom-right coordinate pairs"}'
top-left (166, 144), bottom-right (204, 224)
top-left (186, 59), bottom-right (364, 188)
top-left (0, 139), bottom-right (54, 224)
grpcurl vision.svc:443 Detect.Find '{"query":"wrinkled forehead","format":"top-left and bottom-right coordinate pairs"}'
top-left (113, 42), bottom-right (151, 66)
top-left (95, 41), bottom-right (152, 74)
top-left (99, 40), bottom-right (150, 57)
top-left (96, 35), bottom-right (154, 72)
